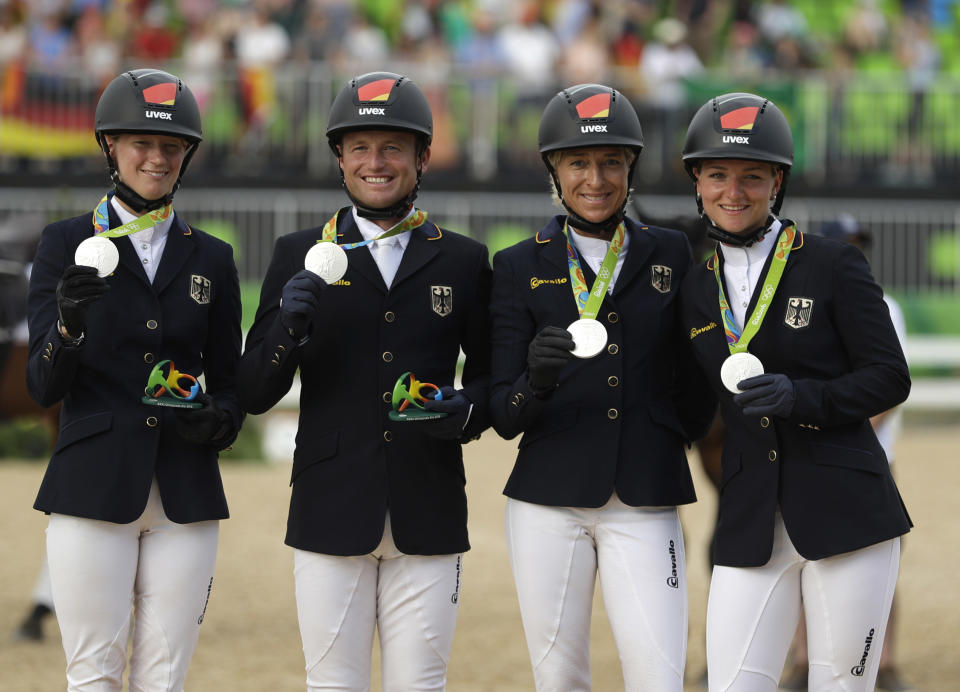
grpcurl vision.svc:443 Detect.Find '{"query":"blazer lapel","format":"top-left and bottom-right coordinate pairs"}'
top-left (392, 222), bottom-right (440, 288)
top-left (153, 216), bottom-right (196, 295)
top-left (612, 222), bottom-right (656, 296)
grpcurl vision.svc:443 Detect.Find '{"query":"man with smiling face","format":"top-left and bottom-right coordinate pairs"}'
top-left (237, 71), bottom-right (491, 691)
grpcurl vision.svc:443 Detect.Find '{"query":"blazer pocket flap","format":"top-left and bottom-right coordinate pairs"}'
top-left (518, 407), bottom-right (579, 448)
top-left (290, 430), bottom-right (339, 485)
top-left (811, 442), bottom-right (883, 474)
top-left (55, 412), bottom-right (112, 452)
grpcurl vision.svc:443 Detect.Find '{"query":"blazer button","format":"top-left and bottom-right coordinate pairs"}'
top-left (144, 353), bottom-right (155, 364)
top-left (146, 416), bottom-right (159, 428)
top-left (146, 319), bottom-right (158, 330)
top-left (760, 416), bottom-right (770, 428)
top-left (383, 391), bottom-right (392, 403)
top-left (768, 450), bottom-right (778, 462)
top-left (383, 431), bottom-right (393, 442)
top-left (607, 343), bottom-right (619, 355)
top-left (382, 351), bottom-right (394, 362)
top-left (607, 311), bottom-right (619, 324)
top-left (607, 376), bottom-right (619, 387)
top-left (384, 311), bottom-right (396, 323)
top-left (607, 408), bottom-right (619, 420)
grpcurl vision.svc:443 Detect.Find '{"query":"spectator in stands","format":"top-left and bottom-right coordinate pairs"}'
top-left (638, 17), bottom-right (703, 181)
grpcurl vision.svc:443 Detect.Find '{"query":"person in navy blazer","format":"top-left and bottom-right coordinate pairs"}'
top-left (489, 84), bottom-right (713, 692)
top-left (26, 70), bottom-right (241, 692)
top-left (237, 72), bottom-right (490, 690)
top-left (678, 93), bottom-right (911, 691)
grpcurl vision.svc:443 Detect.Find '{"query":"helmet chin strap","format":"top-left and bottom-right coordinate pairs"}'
top-left (694, 187), bottom-right (777, 248)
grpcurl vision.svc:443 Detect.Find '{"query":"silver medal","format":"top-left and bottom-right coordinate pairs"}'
top-left (75, 236), bottom-right (119, 278)
top-left (720, 351), bottom-right (765, 393)
top-left (304, 242), bottom-right (348, 283)
top-left (567, 318), bottom-right (608, 359)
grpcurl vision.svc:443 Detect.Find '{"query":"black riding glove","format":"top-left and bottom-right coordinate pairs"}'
top-left (280, 269), bottom-right (327, 341)
top-left (56, 264), bottom-right (109, 338)
top-left (422, 386), bottom-right (472, 440)
top-left (176, 393), bottom-right (235, 446)
top-left (734, 373), bottom-right (796, 418)
top-left (526, 326), bottom-right (575, 396)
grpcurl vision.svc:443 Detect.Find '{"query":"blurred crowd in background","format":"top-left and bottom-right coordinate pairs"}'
top-left (0, 0), bottom-right (958, 192)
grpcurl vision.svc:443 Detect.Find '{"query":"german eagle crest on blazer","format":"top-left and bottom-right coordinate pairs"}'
top-left (431, 285), bottom-right (452, 316)
top-left (784, 297), bottom-right (814, 329)
top-left (190, 274), bottom-right (211, 305)
top-left (651, 265), bottom-right (672, 293)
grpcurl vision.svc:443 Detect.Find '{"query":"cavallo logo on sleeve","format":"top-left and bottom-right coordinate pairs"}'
top-left (190, 275), bottom-right (211, 305)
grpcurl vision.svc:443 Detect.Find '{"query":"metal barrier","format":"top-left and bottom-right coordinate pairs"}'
top-left (2, 188), bottom-right (957, 296)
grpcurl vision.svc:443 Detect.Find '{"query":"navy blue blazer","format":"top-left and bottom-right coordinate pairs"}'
top-left (237, 209), bottom-right (491, 556)
top-left (489, 215), bottom-right (714, 508)
top-left (27, 206), bottom-right (242, 524)
top-left (680, 229), bottom-right (912, 566)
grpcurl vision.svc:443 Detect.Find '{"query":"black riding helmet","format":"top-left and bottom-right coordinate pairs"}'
top-left (682, 92), bottom-right (793, 247)
top-left (95, 69), bottom-right (202, 213)
top-left (539, 83), bottom-right (644, 235)
top-left (327, 72), bottom-right (433, 220)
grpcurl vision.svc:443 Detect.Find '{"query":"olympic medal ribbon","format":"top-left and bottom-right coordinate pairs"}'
top-left (317, 207), bottom-right (429, 248)
top-left (713, 224), bottom-right (797, 354)
top-left (563, 219), bottom-right (625, 320)
top-left (91, 192), bottom-right (173, 237)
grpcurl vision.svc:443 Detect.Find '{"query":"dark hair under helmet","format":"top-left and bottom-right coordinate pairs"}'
top-left (539, 84), bottom-right (644, 235)
top-left (682, 92), bottom-right (794, 246)
top-left (327, 72), bottom-right (433, 220)
top-left (95, 68), bottom-right (202, 212)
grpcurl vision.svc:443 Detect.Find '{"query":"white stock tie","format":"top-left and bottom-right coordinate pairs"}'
top-left (373, 236), bottom-right (403, 288)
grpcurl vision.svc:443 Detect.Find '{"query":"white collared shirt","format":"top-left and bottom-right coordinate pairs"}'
top-left (110, 196), bottom-right (174, 284)
top-left (352, 207), bottom-right (414, 288)
top-left (568, 225), bottom-right (630, 294)
top-left (719, 219), bottom-right (782, 329)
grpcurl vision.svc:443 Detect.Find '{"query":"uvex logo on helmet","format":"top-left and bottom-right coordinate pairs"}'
top-left (356, 78), bottom-right (394, 116)
top-left (719, 105), bottom-right (758, 143)
top-left (577, 93), bottom-right (610, 133)
top-left (143, 83), bottom-right (177, 106)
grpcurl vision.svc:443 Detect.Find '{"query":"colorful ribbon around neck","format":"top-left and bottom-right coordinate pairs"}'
top-left (318, 207), bottom-right (428, 247)
top-left (93, 192), bottom-right (173, 237)
top-left (391, 371), bottom-right (442, 412)
top-left (563, 219), bottom-right (626, 320)
top-left (713, 224), bottom-right (797, 354)
top-left (144, 360), bottom-right (200, 401)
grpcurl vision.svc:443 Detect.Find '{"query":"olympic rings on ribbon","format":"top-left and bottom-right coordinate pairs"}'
top-left (391, 371), bottom-right (442, 412)
top-left (144, 360), bottom-right (201, 401)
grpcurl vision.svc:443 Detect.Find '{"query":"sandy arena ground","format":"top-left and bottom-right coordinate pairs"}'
top-left (1, 422), bottom-right (957, 691)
